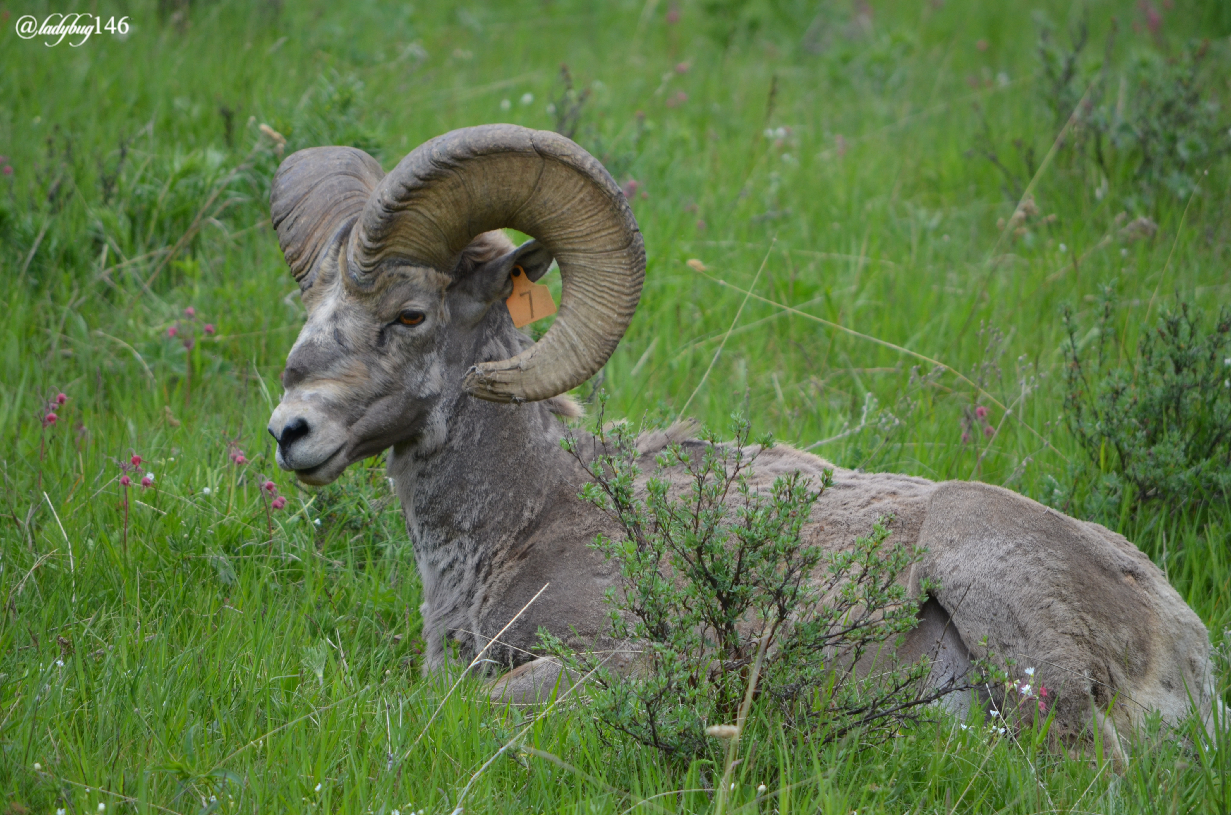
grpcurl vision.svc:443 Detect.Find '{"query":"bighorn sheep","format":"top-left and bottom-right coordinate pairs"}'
top-left (266, 125), bottom-right (1219, 745)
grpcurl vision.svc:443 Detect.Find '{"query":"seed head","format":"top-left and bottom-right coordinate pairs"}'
top-left (120, 474), bottom-right (132, 487)
top-left (44, 412), bottom-right (58, 426)
top-left (272, 496), bottom-right (287, 510)
top-left (131, 454), bottom-right (142, 466)
top-left (56, 392), bottom-right (67, 405)
top-left (705, 724), bottom-right (739, 739)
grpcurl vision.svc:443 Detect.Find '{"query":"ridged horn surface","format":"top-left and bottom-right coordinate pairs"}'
top-left (349, 124), bottom-right (645, 403)
top-left (270, 146), bottom-right (384, 291)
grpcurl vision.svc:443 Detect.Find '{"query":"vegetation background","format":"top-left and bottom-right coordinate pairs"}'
top-left (1, 0), bottom-right (1229, 811)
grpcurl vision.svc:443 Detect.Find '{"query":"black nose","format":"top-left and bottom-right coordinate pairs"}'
top-left (275, 417), bottom-right (311, 451)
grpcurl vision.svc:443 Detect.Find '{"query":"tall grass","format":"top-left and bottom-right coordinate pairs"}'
top-left (2, 0), bottom-right (1229, 811)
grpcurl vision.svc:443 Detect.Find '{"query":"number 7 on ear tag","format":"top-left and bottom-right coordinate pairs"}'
top-left (505, 264), bottom-right (557, 328)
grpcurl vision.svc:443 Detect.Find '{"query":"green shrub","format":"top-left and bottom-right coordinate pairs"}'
top-left (1055, 286), bottom-right (1231, 520)
top-left (544, 408), bottom-right (965, 763)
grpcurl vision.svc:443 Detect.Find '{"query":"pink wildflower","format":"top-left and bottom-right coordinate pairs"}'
top-left (56, 392), bottom-right (67, 405)
top-left (961, 431), bottom-right (972, 444)
top-left (2, 166), bottom-right (11, 177)
top-left (185, 306), bottom-right (196, 318)
top-left (271, 496), bottom-right (287, 510)
top-left (675, 61), bottom-right (691, 74)
top-left (666, 6), bottom-right (679, 23)
top-left (235, 454), bottom-right (247, 465)
top-left (120, 474), bottom-right (131, 487)
top-left (621, 179), bottom-right (640, 199)
top-left (131, 454), bottom-right (142, 467)
top-left (984, 425), bottom-right (995, 438)
top-left (203, 324), bottom-right (216, 336)
top-left (140, 475), bottom-right (154, 488)
top-left (975, 405), bottom-right (988, 420)
top-left (43, 412), bottom-right (57, 426)
top-left (263, 480), bottom-right (276, 494)
top-left (167, 326), bottom-right (178, 338)
top-left (184, 338), bottom-right (195, 351)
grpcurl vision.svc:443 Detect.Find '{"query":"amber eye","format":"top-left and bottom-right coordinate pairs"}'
top-left (398, 310), bottom-right (426, 326)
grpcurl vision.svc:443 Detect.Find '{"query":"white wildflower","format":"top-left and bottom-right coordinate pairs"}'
top-left (315, 783), bottom-right (322, 792)
top-left (499, 99), bottom-right (511, 111)
top-left (146, 472), bottom-right (155, 482)
top-left (57, 810), bottom-right (66, 815)
top-left (990, 709), bottom-right (999, 718)
top-left (960, 723), bottom-right (969, 731)
top-left (314, 518), bottom-right (322, 527)
top-left (1121, 248), bottom-right (1129, 257)
top-left (997, 727), bottom-right (1006, 735)
top-left (520, 92), bottom-right (534, 105)
top-left (202, 487), bottom-right (211, 495)
top-left (1058, 243), bottom-right (1067, 253)
top-left (33, 763), bottom-right (42, 771)
top-left (392, 810), bottom-right (400, 815)
top-left (757, 784), bottom-right (767, 794)
top-left (1025, 667), bottom-right (1034, 676)
top-left (99, 804), bottom-right (107, 812)
top-left (1021, 684), bottom-right (1031, 695)
top-left (55, 659), bottom-right (64, 667)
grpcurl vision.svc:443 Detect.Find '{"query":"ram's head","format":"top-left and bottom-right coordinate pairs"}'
top-left (266, 125), bottom-right (645, 485)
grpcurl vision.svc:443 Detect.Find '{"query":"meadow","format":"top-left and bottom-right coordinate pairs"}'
top-left (2, 0), bottom-right (1230, 811)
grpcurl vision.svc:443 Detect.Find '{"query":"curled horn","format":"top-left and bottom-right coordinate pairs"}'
top-left (348, 124), bottom-right (645, 403)
top-left (270, 146), bottom-right (384, 292)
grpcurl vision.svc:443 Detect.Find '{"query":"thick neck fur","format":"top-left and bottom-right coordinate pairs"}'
top-left (385, 306), bottom-right (586, 664)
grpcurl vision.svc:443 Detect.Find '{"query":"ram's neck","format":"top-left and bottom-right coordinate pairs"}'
top-left (384, 315), bottom-right (592, 663)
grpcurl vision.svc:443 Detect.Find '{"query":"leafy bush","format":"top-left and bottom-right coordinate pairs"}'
top-left (1056, 286), bottom-right (1231, 520)
top-left (979, 13), bottom-right (1230, 208)
top-left (545, 408), bottom-right (966, 763)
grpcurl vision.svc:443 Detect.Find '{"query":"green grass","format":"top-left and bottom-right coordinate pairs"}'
top-left (2, 0), bottom-right (1230, 811)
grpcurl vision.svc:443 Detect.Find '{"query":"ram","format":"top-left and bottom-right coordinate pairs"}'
top-left (266, 124), bottom-right (1218, 747)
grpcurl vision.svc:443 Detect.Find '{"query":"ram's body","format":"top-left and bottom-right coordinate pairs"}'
top-left (265, 125), bottom-right (1219, 751)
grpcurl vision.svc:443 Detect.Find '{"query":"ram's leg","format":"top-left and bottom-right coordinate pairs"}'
top-left (916, 480), bottom-right (1217, 742)
top-left (897, 598), bottom-right (976, 719)
top-left (488, 657), bottom-right (574, 706)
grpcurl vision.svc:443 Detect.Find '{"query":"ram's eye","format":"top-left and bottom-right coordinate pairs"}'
top-left (398, 310), bottom-right (426, 326)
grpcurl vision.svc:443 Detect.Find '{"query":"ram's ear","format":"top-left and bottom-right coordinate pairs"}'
top-left (465, 239), bottom-right (556, 304)
top-left (270, 146), bottom-right (385, 291)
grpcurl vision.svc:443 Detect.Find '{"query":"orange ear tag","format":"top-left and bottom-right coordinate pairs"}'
top-left (505, 264), bottom-right (557, 328)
